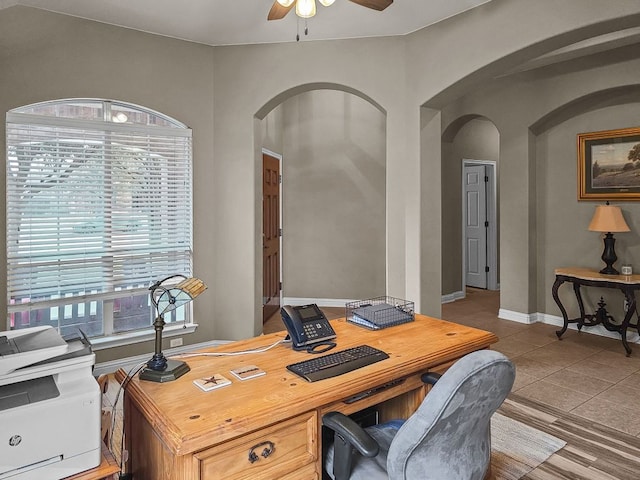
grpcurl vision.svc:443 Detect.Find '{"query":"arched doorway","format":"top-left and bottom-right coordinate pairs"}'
top-left (441, 116), bottom-right (500, 301)
top-left (257, 86), bottom-right (387, 326)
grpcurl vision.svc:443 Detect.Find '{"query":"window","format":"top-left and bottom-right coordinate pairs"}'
top-left (6, 99), bottom-right (193, 341)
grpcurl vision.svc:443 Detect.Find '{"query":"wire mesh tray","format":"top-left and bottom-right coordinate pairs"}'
top-left (346, 296), bottom-right (414, 330)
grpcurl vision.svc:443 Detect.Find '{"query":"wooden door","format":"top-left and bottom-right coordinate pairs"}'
top-left (263, 153), bottom-right (281, 323)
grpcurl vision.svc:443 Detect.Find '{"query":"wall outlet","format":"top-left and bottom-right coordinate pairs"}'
top-left (170, 337), bottom-right (183, 348)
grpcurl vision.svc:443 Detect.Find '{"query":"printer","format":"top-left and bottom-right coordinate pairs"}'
top-left (0, 326), bottom-right (101, 480)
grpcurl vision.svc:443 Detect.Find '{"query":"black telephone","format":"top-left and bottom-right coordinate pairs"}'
top-left (280, 304), bottom-right (337, 353)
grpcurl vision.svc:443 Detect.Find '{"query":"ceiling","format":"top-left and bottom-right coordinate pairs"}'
top-left (0, 0), bottom-right (493, 46)
top-left (2, 0), bottom-right (638, 72)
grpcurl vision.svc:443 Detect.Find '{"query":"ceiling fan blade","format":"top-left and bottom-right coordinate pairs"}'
top-left (268, 1), bottom-right (295, 20)
top-left (348, 0), bottom-right (393, 11)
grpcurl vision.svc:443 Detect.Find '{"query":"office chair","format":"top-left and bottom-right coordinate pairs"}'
top-left (322, 349), bottom-right (515, 480)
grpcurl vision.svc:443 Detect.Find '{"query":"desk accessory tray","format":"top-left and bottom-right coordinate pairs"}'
top-left (346, 296), bottom-right (414, 330)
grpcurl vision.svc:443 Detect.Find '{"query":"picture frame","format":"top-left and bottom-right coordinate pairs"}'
top-left (578, 126), bottom-right (640, 200)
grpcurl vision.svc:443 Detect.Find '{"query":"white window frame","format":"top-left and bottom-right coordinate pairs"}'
top-left (6, 99), bottom-right (197, 349)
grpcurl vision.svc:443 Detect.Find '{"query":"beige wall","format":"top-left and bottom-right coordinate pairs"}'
top-left (280, 90), bottom-right (386, 300)
top-left (3, 1), bottom-right (640, 363)
top-left (0, 6), bottom-right (216, 362)
top-left (262, 103), bottom-right (284, 154)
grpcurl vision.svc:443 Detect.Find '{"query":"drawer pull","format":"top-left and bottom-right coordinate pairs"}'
top-left (248, 441), bottom-right (275, 463)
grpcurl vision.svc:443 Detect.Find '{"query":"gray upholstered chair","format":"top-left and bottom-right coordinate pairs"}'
top-left (322, 349), bottom-right (515, 480)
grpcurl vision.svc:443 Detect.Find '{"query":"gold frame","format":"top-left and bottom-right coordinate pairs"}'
top-left (578, 126), bottom-right (640, 201)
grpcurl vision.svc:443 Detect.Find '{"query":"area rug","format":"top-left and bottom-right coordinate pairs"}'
top-left (491, 412), bottom-right (566, 480)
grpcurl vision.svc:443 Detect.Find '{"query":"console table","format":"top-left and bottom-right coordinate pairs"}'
top-left (116, 315), bottom-right (497, 480)
top-left (552, 267), bottom-right (640, 356)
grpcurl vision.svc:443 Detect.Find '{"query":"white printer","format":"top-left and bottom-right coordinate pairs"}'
top-left (0, 326), bottom-right (101, 480)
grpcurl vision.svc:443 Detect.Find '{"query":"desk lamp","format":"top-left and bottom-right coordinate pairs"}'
top-left (588, 202), bottom-right (630, 275)
top-left (140, 275), bottom-right (207, 382)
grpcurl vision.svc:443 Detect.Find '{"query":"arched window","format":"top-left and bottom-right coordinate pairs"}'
top-left (6, 99), bottom-right (193, 341)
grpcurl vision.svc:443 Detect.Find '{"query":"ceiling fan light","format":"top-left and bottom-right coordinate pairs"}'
top-left (318, 0), bottom-right (335, 6)
top-left (277, 0), bottom-right (295, 7)
top-left (296, 0), bottom-right (316, 18)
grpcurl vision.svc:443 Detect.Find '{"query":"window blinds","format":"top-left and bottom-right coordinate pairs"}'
top-left (6, 112), bottom-right (193, 314)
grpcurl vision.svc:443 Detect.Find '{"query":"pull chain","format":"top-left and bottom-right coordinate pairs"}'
top-left (296, 15), bottom-right (310, 42)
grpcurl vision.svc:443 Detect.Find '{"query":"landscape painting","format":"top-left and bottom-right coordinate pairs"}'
top-left (578, 126), bottom-right (640, 200)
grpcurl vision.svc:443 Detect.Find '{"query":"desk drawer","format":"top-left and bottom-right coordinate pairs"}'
top-left (280, 463), bottom-right (318, 480)
top-left (195, 412), bottom-right (317, 480)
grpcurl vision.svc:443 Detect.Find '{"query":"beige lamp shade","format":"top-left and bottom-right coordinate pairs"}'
top-left (588, 205), bottom-right (630, 233)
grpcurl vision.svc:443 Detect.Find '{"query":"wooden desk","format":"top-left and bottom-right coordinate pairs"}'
top-left (116, 315), bottom-right (497, 480)
top-left (552, 267), bottom-right (640, 356)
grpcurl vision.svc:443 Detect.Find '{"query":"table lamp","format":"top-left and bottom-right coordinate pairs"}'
top-left (140, 275), bottom-right (207, 382)
top-left (588, 202), bottom-right (630, 275)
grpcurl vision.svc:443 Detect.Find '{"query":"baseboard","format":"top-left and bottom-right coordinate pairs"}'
top-left (536, 312), bottom-right (640, 344)
top-left (289, 292), bottom-right (468, 306)
top-left (282, 297), bottom-right (356, 308)
top-left (498, 308), bottom-right (540, 324)
top-left (498, 309), bottom-right (640, 344)
top-left (442, 290), bottom-right (465, 304)
top-left (93, 339), bottom-right (231, 376)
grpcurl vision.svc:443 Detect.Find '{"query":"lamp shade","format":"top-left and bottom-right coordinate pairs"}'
top-left (152, 276), bottom-right (206, 315)
top-left (588, 204), bottom-right (630, 233)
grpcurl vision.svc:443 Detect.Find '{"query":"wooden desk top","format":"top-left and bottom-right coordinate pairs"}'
top-left (117, 315), bottom-right (497, 457)
top-left (555, 267), bottom-right (640, 285)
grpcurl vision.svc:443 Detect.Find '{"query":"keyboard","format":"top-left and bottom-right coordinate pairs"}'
top-left (286, 345), bottom-right (389, 382)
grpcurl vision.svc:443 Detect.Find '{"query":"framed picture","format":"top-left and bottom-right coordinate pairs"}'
top-left (578, 126), bottom-right (640, 200)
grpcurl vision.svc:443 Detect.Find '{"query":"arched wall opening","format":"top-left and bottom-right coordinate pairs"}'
top-left (254, 83), bottom-right (387, 324)
top-left (441, 116), bottom-right (500, 301)
top-left (421, 37), bottom-right (640, 324)
top-left (408, 3), bottom-right (640, 322)
top-left (413, 19), bottom-right (640, 320)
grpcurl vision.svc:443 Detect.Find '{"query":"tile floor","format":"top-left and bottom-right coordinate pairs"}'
top-left (264, 289), bottom-right (640, 438)
top-left (440, 289), bottom-right (640, 438)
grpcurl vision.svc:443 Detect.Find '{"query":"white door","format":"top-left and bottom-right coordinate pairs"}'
top-left (464, 165), bottom-right (488, 289)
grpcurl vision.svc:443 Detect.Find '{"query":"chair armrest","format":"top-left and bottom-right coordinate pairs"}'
top-left (421, 372), bottom-right (442, 385)
top-left (323, 411), bottom-right (380, 480)
top-left (323, 411), bottom-right (379, 457)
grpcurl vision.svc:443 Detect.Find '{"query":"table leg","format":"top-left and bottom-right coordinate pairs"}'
top-left (620, 288), bottom-right (636, 356)
top-left (552, 277), bottom-right (568, 339)
top-left (573, 283), bottom-right (587, 331)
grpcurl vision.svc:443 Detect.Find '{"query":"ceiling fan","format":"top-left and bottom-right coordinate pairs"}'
top-left (268, 0), bottom-right (393, 21)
